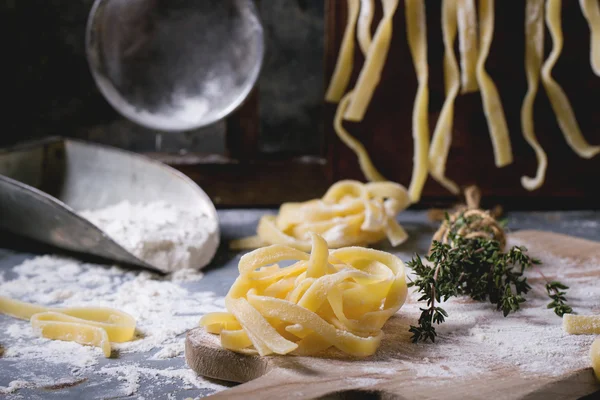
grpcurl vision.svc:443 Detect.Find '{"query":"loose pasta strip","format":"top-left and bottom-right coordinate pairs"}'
top-left (457, 0), bottom-right (479, 93)
top-left (580, 0), bottom-right (600, 76)
top-left (0, 296), bottom-right (136, 357)
top-left (325, 0), bottom-right (360, 102)
top-left (476, 0), bottom-right (513, 167)
top-left (201, 233), bottom-right (408, 357)
top-left (592, 338), bottom-right (600, 381)
top-left (344, 0), bottom-right (399, 121)
top-left (563, 314), bottom-right (600, 335)
top-left (336, 92), bottom-right (386, 182)
top-left (429, 0), bottom-right (460, 195)
top-left (230, 180), bottom-right (410, 251)
top-left (405, 0), bottom-right (430, 203)
top-left (542, 0), bottom-right (600, 159)
top-left (357, 0), bottom-right (374, 56)
top-left (520, 0), bottom-right (547, 191)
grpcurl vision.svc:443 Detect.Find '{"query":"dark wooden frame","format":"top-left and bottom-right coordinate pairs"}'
top-left (151, 0), bottom-right (600, 210)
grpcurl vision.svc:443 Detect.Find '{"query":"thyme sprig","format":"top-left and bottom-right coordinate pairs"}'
top-left (408, 213), bottom-right (572, 343)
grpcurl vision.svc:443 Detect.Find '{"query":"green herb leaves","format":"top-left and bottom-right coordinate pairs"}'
top-left (408, 213), bottom-right (572, 343)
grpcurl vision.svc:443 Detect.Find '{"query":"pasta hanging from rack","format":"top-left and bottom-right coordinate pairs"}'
top-left (325, 0), bottom-right (600, 199)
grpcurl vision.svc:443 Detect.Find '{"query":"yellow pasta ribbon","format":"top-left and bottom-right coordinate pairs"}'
top-left (563, 314), bottom-right (600, 335)
top-left (0, 296), bottom-right (136, 357)
top-left (592, 337), bottom-right (600, 382)
top-left (325, 0), bottom-right (360, 103)
top-left (230, 180), bottom-right (410, 251)
top-left (344, 0), bottom-right (399, 121)
top-left (542, 0), bottom-right (600, 159)
top-left (357, 0), bottom-right (374, 56)
top-left (580, 0), bottom-right (600, 76)
top-left (520, 0), bottom-right (547, 191)
top-left (429, 0), bottom-right (460, 195)
top-left (405, 0), bottom-right (430, 203)
top-left (201, 233), bottom-right (408, 357)
top-left (457, 0), bottom-right (479, 93)
top-left (335, 93), bottom-right (386, 182)
top-left (476, 0), bottom-right (513, 168)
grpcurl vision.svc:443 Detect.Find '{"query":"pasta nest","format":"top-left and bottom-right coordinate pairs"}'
top-left (232, 180), bottom-right (411, 252)
top-left (201, 233), bottom-right (408, 357)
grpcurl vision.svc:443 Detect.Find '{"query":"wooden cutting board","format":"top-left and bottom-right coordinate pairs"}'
top-left (186, 230), bottom-right (600, 399)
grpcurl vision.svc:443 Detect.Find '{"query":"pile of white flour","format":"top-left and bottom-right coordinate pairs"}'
top-left (79, 200), bottom-right (219, 273)
top-left (0, 255), bottom-right (228, 397)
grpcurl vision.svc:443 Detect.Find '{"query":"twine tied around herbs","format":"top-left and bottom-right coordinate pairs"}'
top-left (430, 186), bottom-right (506, 251)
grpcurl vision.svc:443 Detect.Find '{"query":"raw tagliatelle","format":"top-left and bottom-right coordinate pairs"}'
top-left (457, 0), bottom-right (479, 93)
top-left (520, 0), bottom-right (547, 191)
top-left (542, 0), bottom-right (600, 159)
top-left (429, 0), bottom-right (461, 195)
top-left (405, 0), bottom-right (430, 203)
top-left (476, 0), bottom-right (513, 168)
top-left (325, 0), bottom-right (360, 103)
top-left (230, 180), bottom-right (410, 252)
top-left (201, 233), bottom-right (408, 357)
top-left (0, 296), bottom-right (136, 357)
top-left (580, 0), bottom-right (600, 76)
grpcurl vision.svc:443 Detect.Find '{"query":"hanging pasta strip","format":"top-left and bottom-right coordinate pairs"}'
top-left (357, 0), bottom-right (375, 56)
top-left (325, 0), bottom-right (360, 102)
top-left (405, 0), bottom-right (430, 203)
top-left (344, 0), bottom-right (399, 121)
top-left (542, 0), bottom-right (600, 159)
top-left (476, 0), bottom-right (513, 167)
top-left (429, 0), bottom-right (460, 195)
top-left (579, 0), bottom-right (600, 76)
top-left (520, 0), bottom-right (547, 191)
top-left (336, 92), bottom-right (386, 181)
top-left (457, 0), bottom-right (479, 93)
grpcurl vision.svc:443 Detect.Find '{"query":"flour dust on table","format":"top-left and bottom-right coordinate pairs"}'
top-left (0, 255), bottom-right (228, 397)
top-left (79, 200), bottom-right (219, 273)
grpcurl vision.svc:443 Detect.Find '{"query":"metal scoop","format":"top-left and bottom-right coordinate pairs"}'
top-left (86, 0), bottom-right (264, 131)
top-left (0, 138), bottom-right (219, 272)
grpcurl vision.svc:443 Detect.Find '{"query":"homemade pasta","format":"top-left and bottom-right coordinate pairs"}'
top-left (335, 93), bottom-right (387, 182)
top-left (476, 0), bottom-right (513, 168)
top-left (521, 0), bottom-right (547, 191)
top-left (457, 0), bottom-right (479, 93)
top-left (580, 0), bottom-right (600, 76)
top-left (202, 233), bottom-right (408, 357)
top-left (542, 0), bottom-right (600, 159)
top-left (563, 314), bottom-right (600, 335)
top-left (429, 0), bottom-right (460, 195)
top-left (405, 0), bottom-right (430, 203)
top-left (357, 0), bottom-right (374, 56)
top-left (344, 0), bottom-right (399, 121)
top-left (325, 0), bottom-right (360, 103)
top-left (231, 180), bottom-right (410, 252)
top-left (592, 338), bottom-right (600, 381)
top-left (0, 296), bottom-right (136, 357)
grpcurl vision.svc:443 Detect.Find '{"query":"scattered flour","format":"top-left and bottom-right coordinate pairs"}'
top-left (79, 200), bottom-right (218, 273)
top-left (0, 255), bottom-right (227, 397)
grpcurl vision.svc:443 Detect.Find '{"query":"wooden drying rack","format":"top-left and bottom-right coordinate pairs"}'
top-left (154, 0), bottom-right (600, 210)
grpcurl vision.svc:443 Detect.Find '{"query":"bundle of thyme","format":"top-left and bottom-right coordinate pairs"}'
top-left (408, 205), bottom-right (572, 343)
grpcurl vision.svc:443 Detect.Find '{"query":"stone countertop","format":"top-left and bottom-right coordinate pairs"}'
top-left (0, 210), bottom-right (599, 399)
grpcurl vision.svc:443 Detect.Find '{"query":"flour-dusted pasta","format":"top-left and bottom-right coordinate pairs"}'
top-left (202, 233), bottom-right (408, 357)
top-left (563, 314), bottom-right (600, 335)
top-left (0, 296), bottom-right (136, 357)
top-left (231, 180), bottom-right (410, 251)
top-left (457, 0), bottom-right (479, 93)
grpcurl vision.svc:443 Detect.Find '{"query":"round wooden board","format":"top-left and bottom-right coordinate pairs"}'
top-left (186, 230), bottom-right (600, 399)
